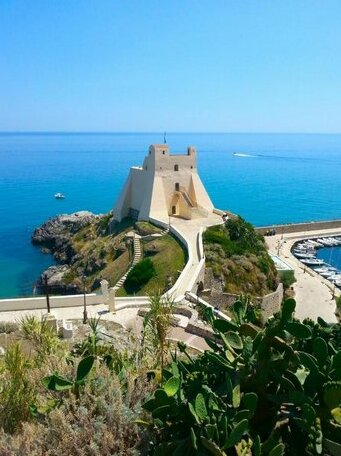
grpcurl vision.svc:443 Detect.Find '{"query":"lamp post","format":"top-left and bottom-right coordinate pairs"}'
top-left (82, 275), bottom-right (88, 324)
top-left (43, 273), bottom-right (51, 314)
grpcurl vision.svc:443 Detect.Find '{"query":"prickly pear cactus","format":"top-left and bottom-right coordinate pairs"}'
top-left (143, 298), bottom-right (341, 455)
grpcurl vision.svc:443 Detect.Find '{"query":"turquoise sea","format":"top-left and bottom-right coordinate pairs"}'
top-left (317, 247), bottom-right (341, 271)
top-left (0, 132), bottom-right (341, 298)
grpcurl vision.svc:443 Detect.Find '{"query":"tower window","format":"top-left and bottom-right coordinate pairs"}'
top-left (175, 183), bottom-right (180, 191)
top-left (174, 164), bottom-right (179, 171)
top-left (162, 150), bottom-right (165, 155)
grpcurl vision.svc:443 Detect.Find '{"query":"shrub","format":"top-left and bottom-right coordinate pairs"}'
top-left (0, 364), bottom-right (153, 455)
top-left (279, 269), bottom-right (296, 289)
top-left (0, 322), bottom-right (18, 334)
top-left (0, 343), bottom-right (36, 433)
top-left (144, 298), bottom-right (341, 455)
top-left (124, 258), bottom-right (155, 293)
top-left (20, 315), bottom-right (64, 364)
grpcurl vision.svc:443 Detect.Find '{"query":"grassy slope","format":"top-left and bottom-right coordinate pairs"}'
top-left (62, 217), bottom-right (134, 291)
top-left (63, 217), bottom-right (185, 295)
top-left (117, 233), bottom-right (186, 296)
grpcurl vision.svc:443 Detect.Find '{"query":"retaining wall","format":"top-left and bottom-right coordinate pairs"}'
top-left (257, 219), bottom-right (341, 235)
top-left (202, 283), bottom-right (283, 321)
top-left (0, 293), bottom-right (102, 312)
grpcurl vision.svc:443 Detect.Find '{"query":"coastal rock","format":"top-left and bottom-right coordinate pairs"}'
top-left (32, 211), bottom-right (96, 248)
top-left (32, 211), bottom-right (113, 295)
top-left (36, 265), bottom-right (82, 294)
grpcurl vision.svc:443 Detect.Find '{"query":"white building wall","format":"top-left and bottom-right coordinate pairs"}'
top-left (113, 144), bottom-right (213, 222)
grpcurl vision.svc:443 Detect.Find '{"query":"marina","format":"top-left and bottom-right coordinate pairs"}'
top-left (292, 235), bottom-right (341, 289)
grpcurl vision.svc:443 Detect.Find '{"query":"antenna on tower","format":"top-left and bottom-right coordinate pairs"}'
top-left (163, 131), bottom-right (167, 144)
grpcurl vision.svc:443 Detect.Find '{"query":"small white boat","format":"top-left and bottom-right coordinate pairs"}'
top-left (294, 252), bottom-right (315, 259)
top-left (301, 258), bottom-right (324, 266)
top-left (320, 270), bottom-right (336, 278)
top-left (54, 192), bottom-right (65, 199)
top-left (307, 239), bottom-right (323, 247)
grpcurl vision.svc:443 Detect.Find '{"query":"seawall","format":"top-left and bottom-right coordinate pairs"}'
top-left (256, 219), bottom-right (341, 235)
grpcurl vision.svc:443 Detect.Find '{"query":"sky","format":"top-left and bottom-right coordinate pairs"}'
top-left (0, 1), bottom-right (341, 133)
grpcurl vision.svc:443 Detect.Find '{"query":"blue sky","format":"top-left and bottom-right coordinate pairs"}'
top-left (0, 1), bottom-right (341, 132)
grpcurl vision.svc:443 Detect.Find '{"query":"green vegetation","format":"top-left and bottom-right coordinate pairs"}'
top-left (0, 297), bottom-right (340, 455)
top-left (125, 258), bottom-right (156, 293)
top-left (48, 215), bottom-right (185, 295)
top-left (204, 216), bottom-right (278, 296)
top-left (118, 233), bottom-right (186, 296)
top-left (336, 295), bottom-right (341, 311)
top-left (135, 221), bottom-right (163, 236)
top-left (144, 298), bottom-right (341, 455)
top-left (143, 293), bottom-right (174, 379)
top-left (279, 269), bottom-right (296, 290)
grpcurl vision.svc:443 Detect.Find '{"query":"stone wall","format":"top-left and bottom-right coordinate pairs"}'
top-left (258, 283), bottom-right (283, 320)
top-left (0, 293), bottom-right (103, 312)
top-left (257, 219), bottom-right (341, 235)
top-left (202, 267), bottom-right (283, 322)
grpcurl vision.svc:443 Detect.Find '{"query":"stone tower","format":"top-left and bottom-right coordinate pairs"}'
top-left (113, 144), bottom-right (214, 222)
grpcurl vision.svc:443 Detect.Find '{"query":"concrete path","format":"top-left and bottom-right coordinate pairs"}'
top-left (265, 228), bottom-right (340, 323)
top-left (166, 212), bottom-right (222, 298)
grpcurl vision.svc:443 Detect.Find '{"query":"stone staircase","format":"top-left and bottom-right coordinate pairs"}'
top-left (179, 190), bottom-right (195, 208)
top-left (113, 235), bottom-right (142, 291)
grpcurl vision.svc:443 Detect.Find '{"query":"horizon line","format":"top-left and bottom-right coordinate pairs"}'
top-left (1, 130), bottom-right (341, 135)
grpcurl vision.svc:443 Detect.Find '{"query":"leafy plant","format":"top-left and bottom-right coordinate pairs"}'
top-left (143, 298), bottom-right (341, 455)
top-left (0, 343), bottom-right (36, 433)
top-left (20, 314), bottom-right (63, 364)
top-left (142, 293), bottom-right (174, 379)
top-left (42, 355), bottom-right (95, 398)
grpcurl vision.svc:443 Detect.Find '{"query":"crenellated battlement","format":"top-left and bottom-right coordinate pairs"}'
top-left (113, 144), bottom-right (213, 222)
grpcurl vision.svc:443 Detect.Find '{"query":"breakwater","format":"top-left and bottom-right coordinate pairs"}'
top-left (256, 219), bottom-right (341, 236)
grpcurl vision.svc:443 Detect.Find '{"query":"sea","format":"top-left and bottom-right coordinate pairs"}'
top-left (0, 132), bottom-right (341, 298)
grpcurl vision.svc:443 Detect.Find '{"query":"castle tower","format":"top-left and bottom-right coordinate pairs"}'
top-left (113, 144), bottom-right (214, 222)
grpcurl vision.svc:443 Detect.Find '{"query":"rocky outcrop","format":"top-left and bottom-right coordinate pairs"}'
top-left (36, 265), bottom-right (82, 294)
top-left (32, 211), bottom-right (96, 248)
top-left (32, 211), bottom-right (99, 294)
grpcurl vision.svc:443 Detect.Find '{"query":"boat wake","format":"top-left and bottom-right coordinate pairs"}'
top-left (232, 152), bottom-right (258, 158)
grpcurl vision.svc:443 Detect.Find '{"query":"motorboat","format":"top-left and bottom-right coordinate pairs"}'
top-left (329, 274), bottom-right (341, 283)
top-left (54, 192), bottom-right (65, 199)
top-left (320, 270), bottom-right (337, 278)
top-left (301, 258), bottom-right (324, 266)
top-left (307, 239), bottom-right (323, 247)
top-left (295, 244), bottom-right (315, 252)
top-left (294, 251), bottom-right (315, 259)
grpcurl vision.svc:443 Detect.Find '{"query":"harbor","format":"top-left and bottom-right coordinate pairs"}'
top-left (265, 226), bottom-right (341, 323)
top-left (292, 236), bottom-right (341, 289)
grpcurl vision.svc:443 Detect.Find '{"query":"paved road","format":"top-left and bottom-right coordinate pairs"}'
top-left (265, 228), bottom-right (340, 323)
